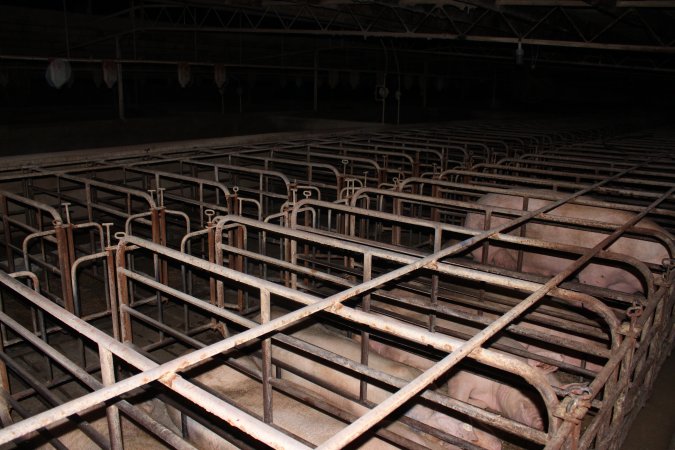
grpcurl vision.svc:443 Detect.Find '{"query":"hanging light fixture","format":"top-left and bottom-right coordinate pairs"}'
top-left (178, 63), bottom-right (191, 88)
top-left (214, 65), bottom-right (227, 90)
top-left (515, 42), bottom-right (524, 65)
top-left (102, 60), bottom-right (117, 88)
top-left (45, 58), bottom-right (72, 89)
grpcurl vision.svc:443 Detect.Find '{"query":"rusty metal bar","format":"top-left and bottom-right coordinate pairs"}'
top-left (318, 186), bottom-right (674, 449)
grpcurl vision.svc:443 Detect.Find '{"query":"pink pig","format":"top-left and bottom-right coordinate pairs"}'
top-left (464, 190), bottom-right (671, 293)
top-left (259, 307), bottom-right (503, 450)
top-left (446, 367), bottom-right (558, 431)
top-left (366, 338), bottom-right (560, 431)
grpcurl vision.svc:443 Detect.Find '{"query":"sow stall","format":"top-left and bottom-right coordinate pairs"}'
top-left (0, 122), bottom-right (670, 450)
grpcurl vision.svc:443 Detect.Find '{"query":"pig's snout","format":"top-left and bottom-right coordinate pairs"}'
top-left (519, 405), bottom-right (544, 430)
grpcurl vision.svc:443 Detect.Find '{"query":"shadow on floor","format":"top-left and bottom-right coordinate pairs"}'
top-left (621, 351), bottom-right (675, 450)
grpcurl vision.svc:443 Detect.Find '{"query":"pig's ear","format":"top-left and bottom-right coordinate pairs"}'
top-left (527, 358), bottom-right (559, 373)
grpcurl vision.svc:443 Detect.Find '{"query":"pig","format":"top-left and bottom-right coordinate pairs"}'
top-left (364, 335), bottom-right (557, 431)
top-left (446, 369), bottom-right (556, 431)
top-left (256, 307), bottom-right (502, 450)
top-left (507, 322), bottom-right (605, 373)
top-left (165, 352), bottom-right (400, 449)
top-left (355, 299), bottom-right (564, 431)
top-left (13, 398), bottom-right (181, 450)
top-left (375, 288), bottom-right (606, 373)
top-left (463, 190), bottom-right (671, 294)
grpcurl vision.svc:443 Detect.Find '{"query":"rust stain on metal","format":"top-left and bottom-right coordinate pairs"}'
top-left (159, 371), bottom-right (178, 387)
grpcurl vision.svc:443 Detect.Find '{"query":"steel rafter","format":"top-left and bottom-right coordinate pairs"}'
top-left (118, 1), bottom-right (675, 53)
top-left (3, 1), bottom-right (675, 73)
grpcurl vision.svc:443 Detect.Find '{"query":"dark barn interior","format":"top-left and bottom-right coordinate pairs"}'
top-left (0, 1), bottom-right (674, 450)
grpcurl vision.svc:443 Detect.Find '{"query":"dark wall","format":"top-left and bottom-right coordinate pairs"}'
top-left (1, 57), bottom-right (673, 127)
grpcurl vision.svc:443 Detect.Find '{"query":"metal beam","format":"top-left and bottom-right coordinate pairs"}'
top-left (138, 25), bottom-right (675, 53)
top-left (496, 0), bottom-right (675, 5)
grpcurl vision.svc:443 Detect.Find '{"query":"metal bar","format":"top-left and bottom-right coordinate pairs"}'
top-left (0, 309), bottom-right (197, 450)
top-left (0, 271), bottom-right (311, 450)
top-left (99, 346), bottom-right (123, 450)
top-left (318, 186), bottom-right (674, 449)
top-left (132, 25), bottom-right (675, 53)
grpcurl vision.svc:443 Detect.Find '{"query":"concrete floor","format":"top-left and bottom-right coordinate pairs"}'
top-left (0, 111), bottom-right (375, 156)
top-left (621, 351), bottom-right (675, 450)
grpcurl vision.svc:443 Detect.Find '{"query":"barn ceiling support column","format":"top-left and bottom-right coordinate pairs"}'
top-left (61, 0), bottom-right (71, 58)
top-left (115, 38), bottom-right (125, 121)
top-left (313, 51), bottom-right (318, 113)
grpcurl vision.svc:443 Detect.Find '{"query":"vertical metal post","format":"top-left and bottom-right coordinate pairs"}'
top-left (214, 221), bottom-right (227, 314)
top-left (422, 61), bottom-right (428, 109)
top-left (392, 197), bottom-right (401, 245)
top-left (359, 253), bottom-right (372, 401)
top-left (1, 196), bottom-right (14, 273)
top-left (228, 191), bottom-right (245, 311)
top-left (131, 0), bottom-right (137, 59)
top-left (206, 223), bottom-right (226, 328)
top-left (158, 204), bottom-right (169, 285)
top-left (516, 196), bottom-right (529, 272)
top-left (236, 224), bottom-right (245, 310)
top-left (0, 305), bottom-right (10, 415)
top-left (600, 321), bottom-right (637, 448)
top-left (491, 72), bottom-right (497, 108)
top-left (116, 239), bottom-right (132, 343)
top-left (289, 236), bottom-right (297, 290)
top-left (106, 244), bottom-right (121, 341)
top-left (313, 51), bottom-right (318, 113)
top-left (193, 6), bottom-right (198, 61)
top-left (396, 90), bottom-right (400, 125)
top-left (150, 205), bottom-right (168, 285)
top-left (206, 213), bottom-right (217, 309)
top-left (115, 38), bottom-right (125, 120)
top-left (429, 226), bottom-right (441, 332)
top-left (380, 73), bottom-right (387, 124)
top-left (62, 0), bottom-right (71, 58)
top-left (301, 197), bottom-right (311, 290)
top-left (260, 288), bottom-right (273, 424)
top-left (99, 346), bottom-right (123, 450)
top-left (54, 222), bottom-right (75, 313)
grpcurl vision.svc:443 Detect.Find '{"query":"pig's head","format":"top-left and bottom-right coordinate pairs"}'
top-left (512, 397), bottom-right (545, 431)
top-left (524, 345), bottom-right (565, 385)
top-left (452, 422), bottom-right (502, 450)
top-left (494, 381), bottom-right (547, 431)
top-left (517, 350), bottom-right (564, 429)
top-left (493, 349), bottom-right (561, 431)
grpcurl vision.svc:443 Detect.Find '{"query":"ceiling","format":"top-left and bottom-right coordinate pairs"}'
top-left (1, 0), bottom-right (675, 74)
